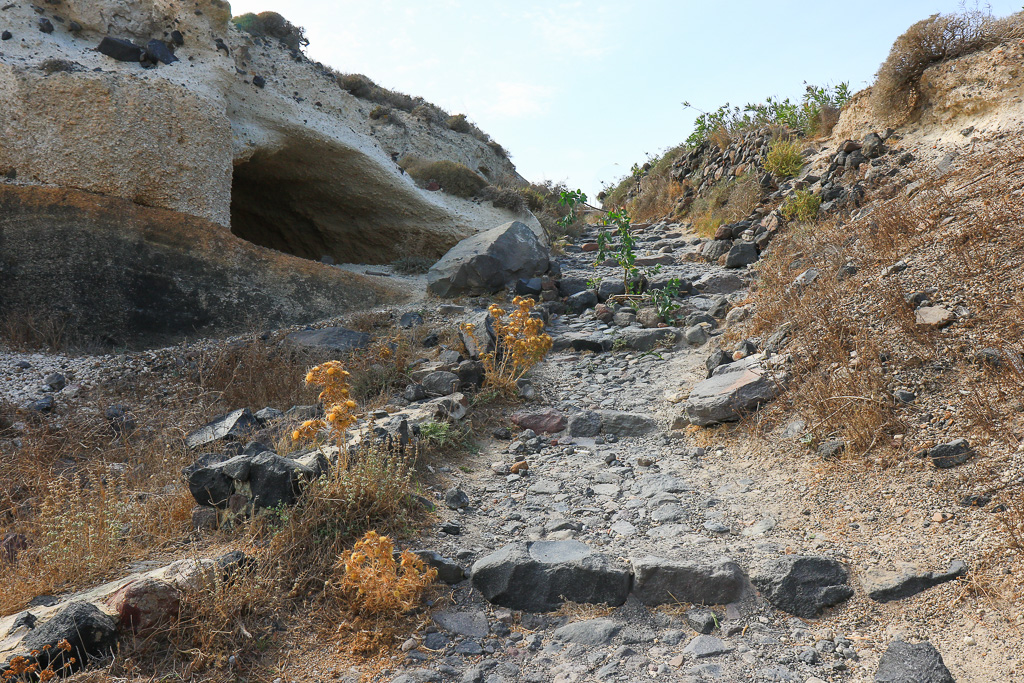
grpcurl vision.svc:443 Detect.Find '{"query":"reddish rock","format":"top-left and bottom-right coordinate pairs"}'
top-left (105, 577), bottom-right (180, 635)
top-left (510, 461), bottom-right (529, 474)
top-left (581, 242), bottom-right (599, 252)
top-left (511, 407), bottom-right (567, 434)
top-left (594, 303), bottom-right (614, 324)
top-left (713, 224), bottom-right (732, 241)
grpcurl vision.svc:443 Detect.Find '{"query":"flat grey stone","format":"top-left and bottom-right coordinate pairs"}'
top-left (875, 640), bottom-right (954, 683)
top-left (862, 560), bottom-right (967, 603)
top-left (433, 610), bottom-right (489, 638)
top-left (682, 635), bottom-right (732, 658)
top-left (553, 619), bottom-right (620, 646)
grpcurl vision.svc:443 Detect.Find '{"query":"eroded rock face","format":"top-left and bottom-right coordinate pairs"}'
top-left (0, 185), bottom-right (392, 343)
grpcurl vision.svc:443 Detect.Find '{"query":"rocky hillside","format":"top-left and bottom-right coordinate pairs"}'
top-left (2, 7), bottom-right (1024, 683)
top-left (0, 0), bottom-right (536, 342)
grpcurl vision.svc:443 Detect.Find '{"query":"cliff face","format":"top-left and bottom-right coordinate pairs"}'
top-left (0, 0), bottom-right (535, 264)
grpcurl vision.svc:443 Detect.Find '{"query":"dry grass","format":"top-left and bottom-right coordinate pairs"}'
top-left (763, 136), bottom-right (805, 178)
top-left (871, 8), bottom-right (1024, 122)
top-left (400, 158), bottom-right (487, 198)
top-left (0, 407), bottom-right (195, 614)
top-left (751, 147), bottom-right (1024, 465)
top-left (0, 309), bottom-right (76, 352)
top-left (689, 174), bottom-right (762, 237)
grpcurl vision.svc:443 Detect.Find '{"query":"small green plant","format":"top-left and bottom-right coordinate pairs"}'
top-left (587, 276), bottom-right (602, 290)
top-left (650, 278), bottom-right (683, 322)
top-left (595, 209), bottom-right (653, 295)
top-left (556, 189), bottom-right (588, 229)
top-left (781, 190), bottom-right (821, 221)
top-left (764, 137), bottom-right (805, 178)
top-left (232, 11), bottom-right (308, 50)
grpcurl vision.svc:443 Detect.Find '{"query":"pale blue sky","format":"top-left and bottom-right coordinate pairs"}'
top-left (229, 1), bottom-right (1022, 197)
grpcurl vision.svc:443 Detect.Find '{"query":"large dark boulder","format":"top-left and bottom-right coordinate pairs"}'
top-left (427, 221), bottom-right (549, 297)
top-left (874, 640), bottom-right (955, 683)
top-left (22, 601), bottom-right (118, 672)
top-left (470, 540), bottom-right (630, 612)
top-left (752, 555), bottom-right (853, 618)
top-left (631, 555), bottom-right (746, 606)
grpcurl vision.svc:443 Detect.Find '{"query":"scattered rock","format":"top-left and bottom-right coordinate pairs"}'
top-left (752, 556), bottom-right (853, 618)
top-left (511, 407), bottom-right (566, 434)
top-left (874, 640), bottom-right (954, 683)
top-left (413, 551), bottom-right (465, 584)
top-left (915, 306), bottom-right (955, 329)
top-left (185, 408), bottom-right (260, 449)
top-left (682, 634), bottom-right (732, 659)
top-left (553, 619), bottom-right (620, 645)
top-left (105, 577), bottom-right (180, 634)
top-left (96, 36), bottom-right (143, 62)
top-left (930, 438), bottom-right (974, 469)
top-left (598, 410), bottom-right (657, 436)
top-left (433, 610), bottom-right (488, 638)
top-left (682, 354), bottom-right (784, 426)
top-left (285, 327), bottom-right (370, 353)
top-left (422, 371), bottom-right (461, 396)
top-left (444, 487), bottom-right (470, 510)
top-left (21, 602), bottom-right (118, 672)
top-left (862, 560), bottom-right (967, 602)
top-left (567, 410), bottom-right (602, 437)
top-left (427, 221), bottom-right (549, 297)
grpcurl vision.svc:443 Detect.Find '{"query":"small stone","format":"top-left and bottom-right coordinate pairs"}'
top-left (929, 439), bottom-right (973, 469)
top-left (915, 306), bottom-right (955, 329)
top-left (444, 487), bottom-right (470, 510)
top-left (38, 17), bottom-right (54, 33)
top-left (682, 635), bottom-right (731, 658)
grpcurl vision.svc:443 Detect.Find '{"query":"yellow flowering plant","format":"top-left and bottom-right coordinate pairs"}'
top-left (291, 361), bottom-right (359, 445)
top-left (463, 296), bottom-right (552, 394)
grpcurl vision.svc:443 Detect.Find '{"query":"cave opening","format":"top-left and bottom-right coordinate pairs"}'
top-left (229, 139), bottom-right (450, 265)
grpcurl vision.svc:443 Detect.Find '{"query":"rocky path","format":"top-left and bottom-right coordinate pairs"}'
top-left (393, 224), bottom-right (933, 683)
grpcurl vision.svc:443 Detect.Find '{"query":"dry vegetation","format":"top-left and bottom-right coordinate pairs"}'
top-left (689, 173), bottom-right (762, 237)
top-left (752, 148), bottom-right (1024, 471)
top-left (871, 8), bottom-right (1024, 121)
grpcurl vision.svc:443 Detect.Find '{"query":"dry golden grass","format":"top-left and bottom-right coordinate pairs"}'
top-left (0, 409), bottom-right (195, 614)
top-left (0, 309), bottom-right (75, 352)
top-left (627, 174), bottom-right (687, 223)
top-left (689, 174), bottom-right (762, 237)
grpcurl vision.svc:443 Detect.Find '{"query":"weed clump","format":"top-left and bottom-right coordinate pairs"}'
top-left (330, 531), bottom-right (436, 655)
top-left (292, 360), bottom-right (358, 445)
top-left (401, 158), bottom-right (487, 198)
top-left (764, 137), bottom-right (805, 178)
top-left (480, 185), bottom-right (527, 213)
top-left (232, 11), bottom-right (308, 50)
top-left (781, 190), bottom-right (821, 222)
top-left (689, 174), bottom-right (762, 237)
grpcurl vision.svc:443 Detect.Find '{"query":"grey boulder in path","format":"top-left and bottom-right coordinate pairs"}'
top-left (427, 221), bottom-right (550, 297)
top-left (470, 540), bottom-right (631, 612)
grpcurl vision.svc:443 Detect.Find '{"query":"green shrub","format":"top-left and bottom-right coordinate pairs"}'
top-left (480, 185), bottom-right (526, 213)
top-left (781, 190), bottom-right (821, 222)
top-left (764, 137), bottom-right (805, 178)
top-left (232, 11), bottom-right (307, 50)
top-left (401, 158), bottom-right (486, 198)
top-left (446, 114), bottom-right (473, 134)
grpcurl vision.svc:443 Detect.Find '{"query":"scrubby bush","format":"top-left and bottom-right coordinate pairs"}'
top-left (871, 9), bottom-right (1024, 120)
top-left (487, 140), bottom-right (509, 159)
top-left (411, 103), bottom-right (448, 125)
top-left (781, 190), bottom-right (821, 222)
top-left (401, 158), bottom-right (487, 198)
top-left (446, 113), bottom-right (473, 133)
top-left (463, 297), bottom-right (552, 394)
top-left (392, 256), bottom-right (435, 274)
top-left (764, 137), bottom-right (805, 178)
top-left (369, 105), bottom-right (390, 120)
top-left (689, 174), bottom-right (762, 237)
top-left (480, 185), bottom-right (527, 213)
top-left (339, 73), bottom-right (375, 98)
top-left (232, 11), bottom-right (308, 50)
